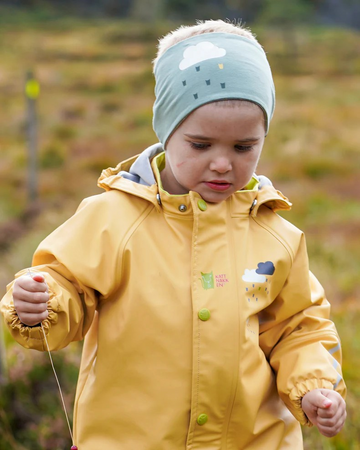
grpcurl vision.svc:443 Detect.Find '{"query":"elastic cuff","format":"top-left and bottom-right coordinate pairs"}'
top-left (7, 307), bottom-right (55, 339)
top-left (289, 378), bottom-right (335, 426)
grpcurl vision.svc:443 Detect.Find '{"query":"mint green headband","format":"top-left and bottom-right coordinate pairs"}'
top-left (153, 32), bottom-right (275, 146)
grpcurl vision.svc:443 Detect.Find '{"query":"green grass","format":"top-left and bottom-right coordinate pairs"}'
top-left (0, 15), bottom-right (360, 449)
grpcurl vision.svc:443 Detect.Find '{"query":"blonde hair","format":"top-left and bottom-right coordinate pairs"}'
top-left (153, 19), bottom-right (258, 71)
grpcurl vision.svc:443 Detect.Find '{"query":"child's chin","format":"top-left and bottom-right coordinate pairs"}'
top-left (201, 192), bottom-right (232, 204)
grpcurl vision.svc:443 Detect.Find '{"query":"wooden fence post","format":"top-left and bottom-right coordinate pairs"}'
top-left (25, 71), bottom-right (40, 204)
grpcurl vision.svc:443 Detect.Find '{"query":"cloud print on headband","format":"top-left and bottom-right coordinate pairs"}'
top-left (179, 41), bottom-right (227, 70)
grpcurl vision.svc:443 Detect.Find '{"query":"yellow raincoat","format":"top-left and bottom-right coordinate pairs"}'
top-left (1, 150), bottom-right (345, 449)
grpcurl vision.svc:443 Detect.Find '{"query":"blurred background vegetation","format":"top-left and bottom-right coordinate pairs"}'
top-left (0, 1), bottom-right (359, 449)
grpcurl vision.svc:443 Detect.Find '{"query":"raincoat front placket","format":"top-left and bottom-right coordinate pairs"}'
top-left (186, 193), bottom-right (242, 449)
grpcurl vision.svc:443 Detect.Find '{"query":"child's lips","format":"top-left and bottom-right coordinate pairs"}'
top-left (205, 180), bottom-right (232, 191)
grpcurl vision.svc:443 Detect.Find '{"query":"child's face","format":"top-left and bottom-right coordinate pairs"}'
top-left (161, 101), bottom-right (266, 203)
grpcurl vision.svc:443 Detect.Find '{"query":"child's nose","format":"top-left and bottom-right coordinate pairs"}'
top-left (210, 156), bottom-right (232, 173)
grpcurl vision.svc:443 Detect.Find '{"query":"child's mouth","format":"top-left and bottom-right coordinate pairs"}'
top-left (205, 181), bottom-right (231, 191)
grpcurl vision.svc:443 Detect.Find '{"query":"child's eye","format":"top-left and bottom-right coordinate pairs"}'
top-left (189, 142), bottom-right (209, 150)
top-left (235, 145), bottom-right (253, 152)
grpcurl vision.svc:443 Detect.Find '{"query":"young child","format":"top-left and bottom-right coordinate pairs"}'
top-left (1, 20), bottom-right (346, 449)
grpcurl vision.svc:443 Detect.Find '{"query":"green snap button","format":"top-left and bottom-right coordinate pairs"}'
top-left (197, 413), bottom-right (208, 425)
top-left (197, 199), bottom-right (207, 211)
top-left (198, 308), bottom-right (211, 321)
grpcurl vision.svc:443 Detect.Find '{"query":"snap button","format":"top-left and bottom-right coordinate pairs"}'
top-left (178, 204), bottom-right (187, 212)
top-left (198, 308), bottom-right (211, 321)
top-left (197, 413), bottom-right (208, 425)
top-left (250, 198), bottom-right (257, 212)
top-left (197, 199), bottom-right (207, 211)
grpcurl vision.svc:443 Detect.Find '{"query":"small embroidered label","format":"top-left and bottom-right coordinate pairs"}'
top-left (200, 272), bottom-right (230, 289)
top-left (200, 271), bottom-right (214, 290)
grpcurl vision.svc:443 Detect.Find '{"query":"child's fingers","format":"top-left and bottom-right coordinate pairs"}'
top-left (27, 272), bottom-right (48, 291)
top-left (31, 273), bottom-right (44, 282)
top-left (15, 298), bottom-right (48, 314)
top-left (316, 395), bottom-right (347, 437)
top-left (16, 309), bottom-right (49, 327)
top-left (13, 274), bottom-right (50, 326)
top-left (14, 293), bottom-right (49, 324)
top-left (317, 411), bottom-right (342, 428)
top-left (305, 389), bottom-right (332, 409)
top-left (14, 274), bottom-right (48, 293)
top-left (317, 404), bottom-right (336, 418)
top-left (317, 412), bottom-right (346, 437)
top-left (317, 390), bottom-right (345, 417)
top-left (302, 390), bottom-right (346, 438)
top-left (317, 397), bottom-right (346, 421)
top-left (317, 424), bottom-right (343, 438)
top-left (14, 288), bottom-right (49, 304)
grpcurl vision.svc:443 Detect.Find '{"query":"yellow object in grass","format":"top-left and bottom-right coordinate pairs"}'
top-left (25, 79), bottom-right (40, 99)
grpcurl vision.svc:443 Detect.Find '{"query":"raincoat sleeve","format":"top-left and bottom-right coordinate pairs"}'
top-left (258, 234), bottom-right (346, 426)
top-left (1, 193), bottom-right (123, 351)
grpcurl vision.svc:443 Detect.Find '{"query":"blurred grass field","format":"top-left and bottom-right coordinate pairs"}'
top-left (0, 17), bottom-right (360, 449)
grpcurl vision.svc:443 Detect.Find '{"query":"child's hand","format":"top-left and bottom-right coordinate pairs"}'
top-left (301, 389), bottom-right (346, 437)
top-left (12, 272), bottom-right (49, 326)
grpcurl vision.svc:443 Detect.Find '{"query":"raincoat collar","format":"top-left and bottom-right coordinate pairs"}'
top-left (97, 144), bottom-right (292, 215)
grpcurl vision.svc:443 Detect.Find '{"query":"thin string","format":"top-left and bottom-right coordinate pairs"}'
top-left (27, 269), bottom-right (74, 446)
top-left (41, 323), bottom-right (74, 445)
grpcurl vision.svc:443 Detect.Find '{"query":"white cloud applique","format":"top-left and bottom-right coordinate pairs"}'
top-left (242, 269), bottom-right (266, 283)
top-left (179, 41), bottom-right (226, 70)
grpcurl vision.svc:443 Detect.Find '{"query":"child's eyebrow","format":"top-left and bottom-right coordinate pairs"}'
top-left (184, 133), bottom-right (261, 142)
top-left (184, 133), bottom-right (210, 140)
